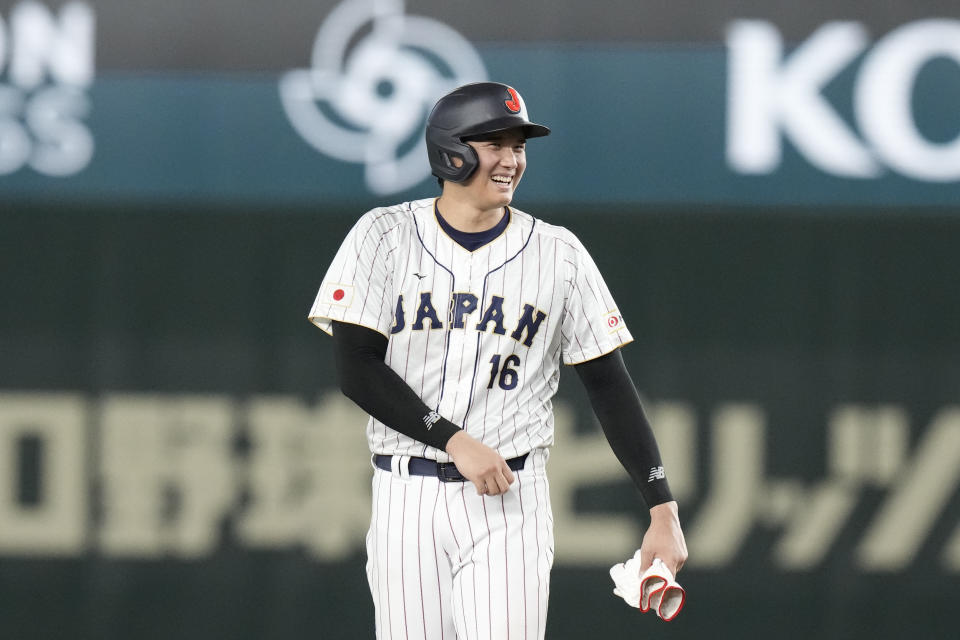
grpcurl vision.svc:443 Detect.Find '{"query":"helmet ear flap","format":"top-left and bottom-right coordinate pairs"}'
top-left (426, 131), bottom-right (478, 183)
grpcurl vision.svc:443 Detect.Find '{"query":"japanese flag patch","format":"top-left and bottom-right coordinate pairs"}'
top-left (320, 282), bottom-right (354, 308)
top-left (604, 310), bottom-right (626, 334)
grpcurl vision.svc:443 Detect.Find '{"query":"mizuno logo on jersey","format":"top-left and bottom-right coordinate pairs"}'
top-left (389, 292), bottom-right (548, 347)
top-left (648, 466), bottom-right (666, 482)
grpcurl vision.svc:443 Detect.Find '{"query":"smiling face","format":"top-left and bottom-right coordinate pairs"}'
top-left (456, 128), bottom-right (528, 212)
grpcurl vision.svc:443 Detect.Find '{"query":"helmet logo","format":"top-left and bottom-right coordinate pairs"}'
top-left (504, 87), bottom-right (521, 113)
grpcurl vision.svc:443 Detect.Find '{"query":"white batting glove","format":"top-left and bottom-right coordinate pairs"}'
top-left (609, 550), bottom-right (644, 608)
top-left (609, 552), bottom-right (686, 621)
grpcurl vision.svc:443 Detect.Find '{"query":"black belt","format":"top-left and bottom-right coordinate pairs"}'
top-left (373, 453), bottom-right (529, 482)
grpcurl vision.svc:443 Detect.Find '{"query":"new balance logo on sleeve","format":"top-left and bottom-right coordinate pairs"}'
top-left (423, 411), bottom-right (442, 429)
top-left (649, 466), bottom-right (666, 482)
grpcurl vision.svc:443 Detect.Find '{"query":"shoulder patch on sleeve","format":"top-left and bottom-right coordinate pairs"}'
top-left (604, 309), bottom-right (626, 334)
top-left (320, 282), bottom-right (355, 308)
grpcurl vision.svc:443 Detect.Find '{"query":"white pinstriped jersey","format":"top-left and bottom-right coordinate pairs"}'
top-left (309, 197), bottom-right (632, 462)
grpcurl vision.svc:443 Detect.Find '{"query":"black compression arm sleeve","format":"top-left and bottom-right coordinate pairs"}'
top-left (574, 350), bottom-right (674, 508)
top-left (331, 321), bottom-right (462, 451)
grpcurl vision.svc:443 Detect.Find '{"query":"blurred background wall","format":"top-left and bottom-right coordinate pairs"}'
top-left (2, 1), bottom-right (959, 638)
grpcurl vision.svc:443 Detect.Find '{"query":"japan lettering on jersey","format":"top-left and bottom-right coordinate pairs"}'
top-left (309, 198), bottom-right (632, 461)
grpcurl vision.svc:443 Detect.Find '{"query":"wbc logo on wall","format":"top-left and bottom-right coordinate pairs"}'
top-left (279, 0), bottom-right (487, 196)
top-left (0, 1), bottom-right (94, 177)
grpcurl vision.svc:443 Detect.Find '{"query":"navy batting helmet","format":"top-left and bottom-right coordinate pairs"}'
top-left (425, 82), bottom-right (550, 183)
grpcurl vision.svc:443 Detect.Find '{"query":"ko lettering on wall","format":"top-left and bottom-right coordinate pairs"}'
top-left (727, 18), bottom-right (960, 182)
top-left (0, 1), bottom-right (94, 177)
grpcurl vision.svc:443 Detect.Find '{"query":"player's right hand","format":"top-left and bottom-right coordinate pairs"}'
top-left (444, 431), bottom-right (515, 496)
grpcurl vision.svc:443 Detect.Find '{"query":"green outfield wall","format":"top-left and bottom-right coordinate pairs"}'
top-left (4, 47), bottom-right (960, 208)
top-left (2, 203), bottom-right (958, 639)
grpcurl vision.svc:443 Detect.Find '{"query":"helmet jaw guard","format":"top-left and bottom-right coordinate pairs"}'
top-left (425, 82), bottom-right (550, 184)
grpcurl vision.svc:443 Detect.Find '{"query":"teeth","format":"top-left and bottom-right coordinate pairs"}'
top-left (492, 176), bottom-right (511, 184)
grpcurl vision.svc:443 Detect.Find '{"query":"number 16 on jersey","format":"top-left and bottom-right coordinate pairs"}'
top-left (488, 354), bottom-right (521, 390)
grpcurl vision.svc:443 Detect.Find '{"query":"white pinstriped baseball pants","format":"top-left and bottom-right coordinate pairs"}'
top-left (366, 448), bottom-right (554, 640)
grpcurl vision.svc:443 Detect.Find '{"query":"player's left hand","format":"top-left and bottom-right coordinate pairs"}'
top-left (639, 501), bottom-right (687, 575)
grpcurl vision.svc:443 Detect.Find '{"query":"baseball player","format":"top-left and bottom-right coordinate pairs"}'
top-left (309, 82), bottom-right (687, 639)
